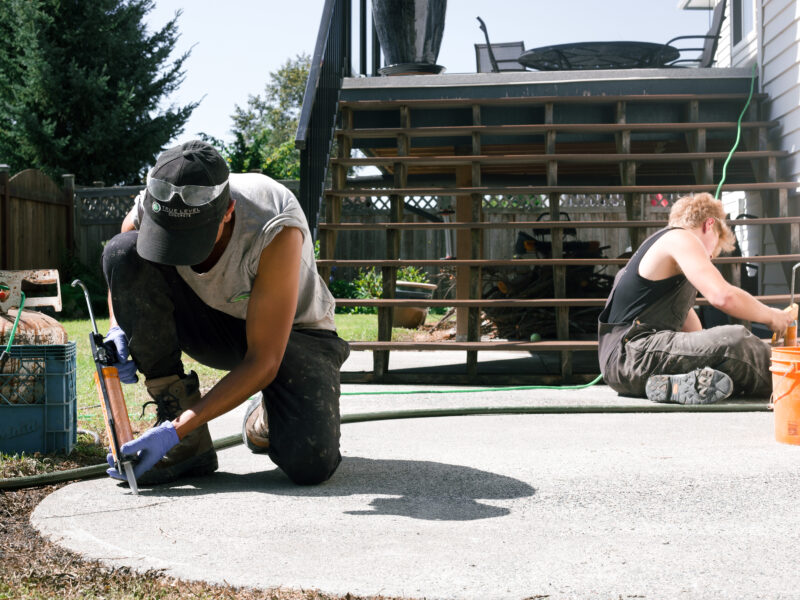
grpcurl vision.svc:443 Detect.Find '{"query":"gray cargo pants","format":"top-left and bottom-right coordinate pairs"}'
top-left (602, 319), bottom-right (772, 398)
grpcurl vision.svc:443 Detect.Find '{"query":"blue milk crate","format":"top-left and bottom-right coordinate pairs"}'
top-left (0, 342), bottom-right (78, 455)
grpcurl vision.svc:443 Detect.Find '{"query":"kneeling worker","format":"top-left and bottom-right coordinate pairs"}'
top-left (102, 140), bottom-right (349, 486)
top-left (598, 192), bottom-right (792, 404)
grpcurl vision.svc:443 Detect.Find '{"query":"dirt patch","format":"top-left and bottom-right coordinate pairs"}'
top-left (400, 309), bottom-right (499, 343)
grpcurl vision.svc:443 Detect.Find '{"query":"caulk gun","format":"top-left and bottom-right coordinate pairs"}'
top-left (71, 280), bottom-right (138, 494)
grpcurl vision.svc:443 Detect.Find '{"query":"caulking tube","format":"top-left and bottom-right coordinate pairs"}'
top-left (786, 263), bottom-right (800, 347)
top-left (94, 366), bottom-right (138, 494)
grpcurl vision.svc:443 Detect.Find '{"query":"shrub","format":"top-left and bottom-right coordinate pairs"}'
top-left (396, 266), bottom-right (430, 284)
top-left (329, 267), bottom-right (434, 314)
top-left (57, 253), bottom-right (108, 320)
top-left (353, 267), bottom-right (383, 301)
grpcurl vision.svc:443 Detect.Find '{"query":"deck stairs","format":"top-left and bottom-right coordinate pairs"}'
top-left (316, 73), bottom-right (800, 384)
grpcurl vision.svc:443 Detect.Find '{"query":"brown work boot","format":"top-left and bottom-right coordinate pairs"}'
top-left (241, 393), bottom-right (270, 454)
top-left (137, 371), bottom-right (218, 485)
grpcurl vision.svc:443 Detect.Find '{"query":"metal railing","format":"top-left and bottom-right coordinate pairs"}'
top-left (295, 0), bottom-right (352, 239)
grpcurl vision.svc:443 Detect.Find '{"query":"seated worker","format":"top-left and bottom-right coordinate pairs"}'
top-left (102, 140), bottom-right (349, 486)
top-left (598, 192), bottom-right (791, 404)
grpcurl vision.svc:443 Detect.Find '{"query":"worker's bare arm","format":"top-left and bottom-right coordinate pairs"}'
top-left (172, 226), bottom-right (303, 439)
top-left (121, 208), bottom-right (137, 233)
top-left (667, 229), bottom-right (790, 333)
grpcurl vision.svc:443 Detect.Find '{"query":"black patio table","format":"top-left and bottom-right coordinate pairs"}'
top-left (518, 41), bottom-right (680, 71)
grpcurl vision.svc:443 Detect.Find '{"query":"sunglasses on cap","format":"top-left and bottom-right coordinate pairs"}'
top-left (146, 169), bottom-right (229, 207)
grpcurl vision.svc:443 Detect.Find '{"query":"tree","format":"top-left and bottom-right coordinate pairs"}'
top-left (224, 54), bottom-right (310, 179)
top-left (0, 0), bottom-right (195, 184)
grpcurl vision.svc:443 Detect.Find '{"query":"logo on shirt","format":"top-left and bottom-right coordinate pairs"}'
top-left (229, 292), bottom-right (250, 303)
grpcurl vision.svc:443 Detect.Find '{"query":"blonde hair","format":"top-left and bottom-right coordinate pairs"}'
top-left (668, 193), bottom-right (735, 256)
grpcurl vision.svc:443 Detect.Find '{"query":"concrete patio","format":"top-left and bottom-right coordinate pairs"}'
top-left (31, 351), bottom-right (800, 600)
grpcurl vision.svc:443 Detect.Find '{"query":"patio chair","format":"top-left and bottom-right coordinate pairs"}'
top-left (475, 41), bottom-right (526, 72)
top-left (660, 0), bottom-right (727, 67)
top-left (475, 17), bottom-right (525, 73)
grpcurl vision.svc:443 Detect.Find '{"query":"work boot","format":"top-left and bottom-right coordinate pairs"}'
top-left (137, 371), bottom-right (218, 485)
top-left (645, 367), bottom-right (734, 405)
top-left (241, 393), bottom-right (270, 454)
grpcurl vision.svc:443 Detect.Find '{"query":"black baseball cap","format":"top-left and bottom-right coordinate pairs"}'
top-left (137, 140), bottom-right (231, 266)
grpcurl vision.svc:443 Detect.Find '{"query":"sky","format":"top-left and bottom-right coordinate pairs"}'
top-left (144, 0), bottom-right (714, 145)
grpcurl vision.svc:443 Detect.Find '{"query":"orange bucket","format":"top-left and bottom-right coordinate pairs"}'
top-left (770, 346), bottom-right (800, 445)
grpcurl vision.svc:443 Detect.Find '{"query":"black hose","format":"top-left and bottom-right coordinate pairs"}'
top-left (0, 402), bottom-right (769, 491)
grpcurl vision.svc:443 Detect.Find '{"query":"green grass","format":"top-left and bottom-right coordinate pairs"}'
top-left (1, 313), bottom-right (446, 461)
top-left (334, 313), bottom-right (411, 341)
top-left (61, 319), bottom-right (226, 440)
top-left (334, 311), bottom-right (446, 341)
top-left (61, 313), bottom-right (443, 437)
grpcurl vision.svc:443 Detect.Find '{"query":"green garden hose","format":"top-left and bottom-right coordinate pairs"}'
top-left (715, 63), bottom-right (757, 200)
top-left (0, 285), bottom-right (26, 372)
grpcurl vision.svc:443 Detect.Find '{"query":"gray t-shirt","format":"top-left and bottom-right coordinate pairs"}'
top-left (132, 173), bottom-right (335, 331)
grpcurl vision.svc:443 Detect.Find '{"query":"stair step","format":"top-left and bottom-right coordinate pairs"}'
top-left (318, 255), bottom-right (800, 268)
top-left (327, 182), bottom-right (797, 197)
top-left (334, 295), bottom-right (793, 308)
top-left (348, 340), bottom-right (599, 352)
top-left (338, 299), bottom-right (607, 307)
top-left (319, 217), bottom-right (800, 231)
top-left (332, 151), bottom-right (788, 168)
top-left (339, 93), bottom-right (769, 111)
top-left (337, 121), bottom-right (778, 139)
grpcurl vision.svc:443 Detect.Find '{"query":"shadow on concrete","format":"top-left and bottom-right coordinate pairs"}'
top-left (140, 456), bottom-right (536, 521)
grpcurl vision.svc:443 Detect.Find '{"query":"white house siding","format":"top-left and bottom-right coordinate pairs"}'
top-left (716, 1), bottom-right (733, 66)
top-left (762, 0), bottom-right (800, 183)
top-left (709, 0), bottom-right (799, 293)
top-left (714, 0), bottom-right (800, 181)
top-left (761, 0), bottom-right (800, 294)
top-left (714, 0), bottom-right (758, 66)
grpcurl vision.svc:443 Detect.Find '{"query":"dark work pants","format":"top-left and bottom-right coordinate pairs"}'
top-left (102, 231), bottom-right (350, 485)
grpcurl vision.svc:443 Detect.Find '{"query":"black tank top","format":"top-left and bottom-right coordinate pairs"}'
top-left (601, 228), bottom-right (686, 324)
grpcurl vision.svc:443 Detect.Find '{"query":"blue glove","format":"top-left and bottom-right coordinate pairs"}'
top-left (106, 421), bottom-right (180, 481)
top-left (104, 325), bottom-right (138, 384)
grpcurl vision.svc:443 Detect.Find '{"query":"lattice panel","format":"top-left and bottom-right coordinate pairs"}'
top-left (76, 187), bottom-right (143, 223)
top-left (341, 193), bottom-right (680, 215)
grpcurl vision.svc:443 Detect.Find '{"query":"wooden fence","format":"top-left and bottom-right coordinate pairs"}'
top-left (0, 167), bottom-right (74, 270)
top-left (0, 170), bottom-right (303, 276)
